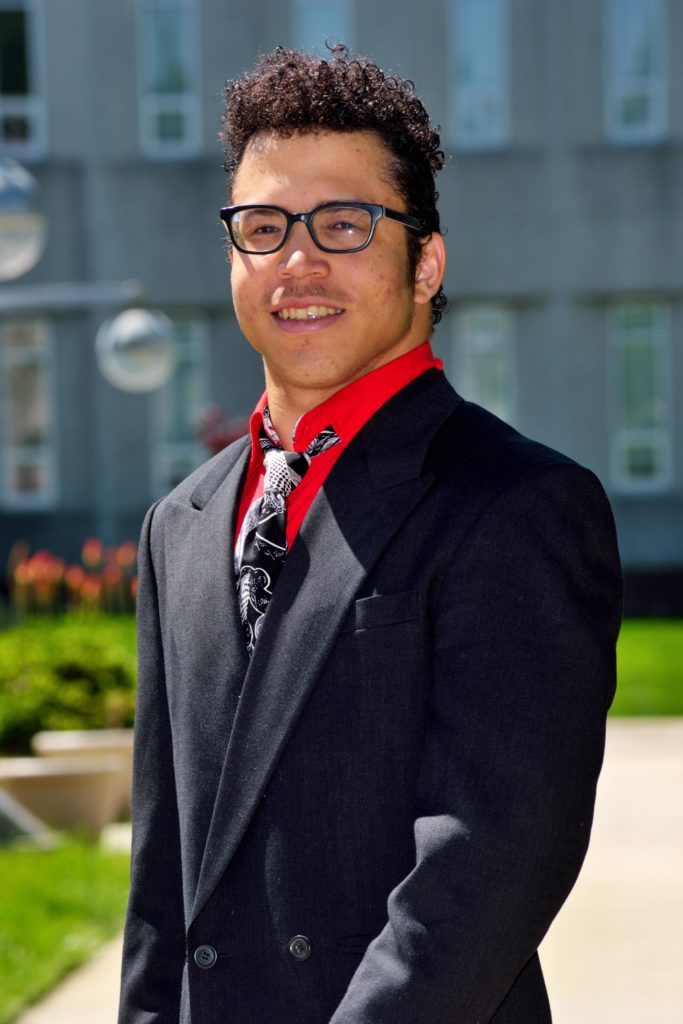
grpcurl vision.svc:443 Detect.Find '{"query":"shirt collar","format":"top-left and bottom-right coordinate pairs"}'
top-left (247, 340), bottom-right (443, 457)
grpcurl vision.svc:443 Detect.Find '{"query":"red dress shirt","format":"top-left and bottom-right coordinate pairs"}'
top-left (234, 341), bottom-right (443, 551)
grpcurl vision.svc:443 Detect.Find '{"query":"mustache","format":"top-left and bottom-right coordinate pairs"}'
top-left (271, 285), bottom-right (349, 306)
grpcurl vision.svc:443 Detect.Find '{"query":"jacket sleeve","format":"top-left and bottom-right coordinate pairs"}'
top-left (329, 463), bottom-right (622, 1024)
top-left (118, 501), bottom-right (187, 1024)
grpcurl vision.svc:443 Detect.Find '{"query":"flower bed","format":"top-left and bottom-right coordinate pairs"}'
top-left (8, 538), bottom-right (138, 616)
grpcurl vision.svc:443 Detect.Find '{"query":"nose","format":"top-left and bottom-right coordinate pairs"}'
top-left (277, 221), bottom-right (329, 278)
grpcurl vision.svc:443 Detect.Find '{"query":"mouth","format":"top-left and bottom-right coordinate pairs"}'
top-left (274, 305), bottom-right (344, 321)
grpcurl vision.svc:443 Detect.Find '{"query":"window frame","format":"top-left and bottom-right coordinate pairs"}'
top-left (136, 0), bottom-right (201, 158)
top-left (604, 0), bottom-right (668, 144)
top-left (0, 0), bottom-right (46, 156)
top-left (608, 301), bottom-right (673, 493)
top-left (150, 315), bottom-right (209, 499)
top-left (0, 318), bottom-right (58, 509)
top-left (447, 0), bottom-right (511, 151)
top-left (452, 303), bottom-right (517, 424)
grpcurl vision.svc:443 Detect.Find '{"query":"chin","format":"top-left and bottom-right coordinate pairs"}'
top-left (284, 370), bottom-right (353, 391)
top-left (275, 358), bottom-right (362, 392)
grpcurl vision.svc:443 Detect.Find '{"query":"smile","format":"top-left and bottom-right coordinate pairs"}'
top-left (275, 306), bottom-right (344, 320)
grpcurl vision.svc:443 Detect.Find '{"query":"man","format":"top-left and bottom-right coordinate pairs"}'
top-left (119, 47), bottom-right (622, 1024)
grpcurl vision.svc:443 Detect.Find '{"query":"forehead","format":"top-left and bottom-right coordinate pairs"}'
top-left (231, 129), bottom-right (400, 207)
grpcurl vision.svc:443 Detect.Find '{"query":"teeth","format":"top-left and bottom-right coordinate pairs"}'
top-left (277, 306), bottom-right (343, 320)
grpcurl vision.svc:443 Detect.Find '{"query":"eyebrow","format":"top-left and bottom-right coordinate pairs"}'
top-left (233, 198), bottom-right (378, 210)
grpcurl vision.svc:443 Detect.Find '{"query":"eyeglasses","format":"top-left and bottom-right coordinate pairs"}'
top-left (219, 202), bottom-right (428, 255)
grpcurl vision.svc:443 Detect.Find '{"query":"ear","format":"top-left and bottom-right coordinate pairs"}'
top-left (413, 232), bottom-right (446, 306)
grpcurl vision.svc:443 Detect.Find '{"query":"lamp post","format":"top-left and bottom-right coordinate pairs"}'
top-left (1, 156), bottom-right (178, 396)
top-left (1, 156), bottom-right (178, 549)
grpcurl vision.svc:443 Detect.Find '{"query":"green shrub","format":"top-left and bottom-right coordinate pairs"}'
top-left (0, 615), bottom-right (137, 754)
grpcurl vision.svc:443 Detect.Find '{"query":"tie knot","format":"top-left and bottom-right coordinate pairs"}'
top-left (259, 418), bottom-right (341, 500)
top-left (263, 448), bottom-right (300, 498)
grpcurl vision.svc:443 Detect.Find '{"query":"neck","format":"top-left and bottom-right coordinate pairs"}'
top-left (261, 323), bottom-right (433, 448)
top-left (263, 375), bottom-right (341, 450)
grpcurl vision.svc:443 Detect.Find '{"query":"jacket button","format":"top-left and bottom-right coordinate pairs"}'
top-left (193, 944), bottom-right (217, 969)
top-left (288, 935), bottom-right (311, 961)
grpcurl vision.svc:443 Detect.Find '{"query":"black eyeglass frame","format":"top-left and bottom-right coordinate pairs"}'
top-left (219, 202), bottom-right (429, 255)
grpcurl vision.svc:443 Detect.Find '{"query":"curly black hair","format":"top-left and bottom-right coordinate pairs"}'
top-left (219, 46), bottom-right (447, 325)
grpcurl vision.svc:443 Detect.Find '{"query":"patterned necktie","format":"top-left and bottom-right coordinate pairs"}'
top-left (236, 407), bottom-right (341, 657)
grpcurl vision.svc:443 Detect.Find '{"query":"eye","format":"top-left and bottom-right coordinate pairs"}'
top-left (252, 222), bottom-right (281, 236)
top-left (329, 213), bottom-right (366, 233)
top-left (330, 217), bottom-right (362, 232)
top-left (315, 207), bottom-right (372, 240)
top-left (243, 220), bottom-right (282, 239)
top-left (236, 209), bottom-right (286, 241)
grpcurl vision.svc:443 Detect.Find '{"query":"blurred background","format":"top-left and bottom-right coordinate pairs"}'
top-left (0, 1), bottom-right (681, 1023)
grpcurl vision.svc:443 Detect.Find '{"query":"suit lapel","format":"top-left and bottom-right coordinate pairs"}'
top-left (180, 437), bottom-right (251, 681)
top-left (191, 371), bottom-right (462, 921)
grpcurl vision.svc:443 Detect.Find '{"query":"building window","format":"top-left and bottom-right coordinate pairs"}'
top-left (452, 305), bottom-right (515, 423)
top-left (291, 0), bottom-right (353, 55)
top-left (0, 320), bottom-right (56, 507)
top-left (605, 0), bottom-right (666, 143)
top-left (137, 0), bottom-right (200, 156)
top-left (609, 302), bottom-right (672, 490)
top-left (151, 318), bottom-right (208, 497)
top-left (448, 0), bottom-right (509, 149)
top-left (0, 0), bottom-right (45, 154)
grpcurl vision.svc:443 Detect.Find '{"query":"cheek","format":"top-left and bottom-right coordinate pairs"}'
top-left (367, 248), bottom-right (413, 300)
top-left (230, 268), bottom-right (259, 320)
top-left (367, 269), bottom-right (415, 319)
top-left (229, 279), bottom-right (262, 347)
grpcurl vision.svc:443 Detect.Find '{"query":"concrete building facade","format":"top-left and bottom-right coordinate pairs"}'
top-left (1, 0), bottom-right (681, 609)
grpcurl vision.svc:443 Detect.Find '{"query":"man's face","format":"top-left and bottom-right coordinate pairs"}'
top-left (229, 129), bottom-right (440, 398)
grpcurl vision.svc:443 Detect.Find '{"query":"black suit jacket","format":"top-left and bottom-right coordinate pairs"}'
top-left (118, 369), bottom-right (622, 1024)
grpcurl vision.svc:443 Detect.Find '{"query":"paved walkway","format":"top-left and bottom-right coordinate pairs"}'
top-left (541, 718), bottom-right (683, 1024)
top-left (14, 719), bottom-right (683, 1024)
top-left (14, 935), bottom-right (125, 1024)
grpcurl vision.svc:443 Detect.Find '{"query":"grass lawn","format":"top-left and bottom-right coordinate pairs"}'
top-left (612, 618), bottom-right (683, 716)
top-left (0, 839), bottom-right (130, 1024)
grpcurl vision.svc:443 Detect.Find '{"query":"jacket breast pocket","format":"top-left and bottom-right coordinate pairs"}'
top-left (340, 590), bottom-right (419, 633)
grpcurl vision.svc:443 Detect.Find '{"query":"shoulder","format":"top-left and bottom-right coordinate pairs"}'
top-left (433, 398), bottom-right (603, 496)
top-left (373, 370), bottom-right (613, 521)
top-left (424, 399), bottom-right (619, 558)
top-left (439, 399), bottom-right (572, 473)
top-left (427, 401), bottom-right (621, 626)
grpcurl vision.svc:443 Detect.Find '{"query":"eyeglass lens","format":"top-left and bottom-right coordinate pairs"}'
top-left (231, 205), bottom-right (374, 252)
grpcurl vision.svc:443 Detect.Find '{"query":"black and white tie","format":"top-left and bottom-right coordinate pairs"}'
top-left (236, 409), bottom-right (341, 656)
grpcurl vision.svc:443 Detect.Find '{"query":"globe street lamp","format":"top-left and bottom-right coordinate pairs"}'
top-left (1, 157), bottom-right (178, 394)
top-left (96, 307), bottom-right (178, 394)
top-left (0, 157), bottom-right (47, 282)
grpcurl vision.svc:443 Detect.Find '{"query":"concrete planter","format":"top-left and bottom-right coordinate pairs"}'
top-left (31, 728), bottom-right (134, 818)
top-left (0, 786), bottom-right (56, 847)
top-left (0, 755), bottom-right (128, 836)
